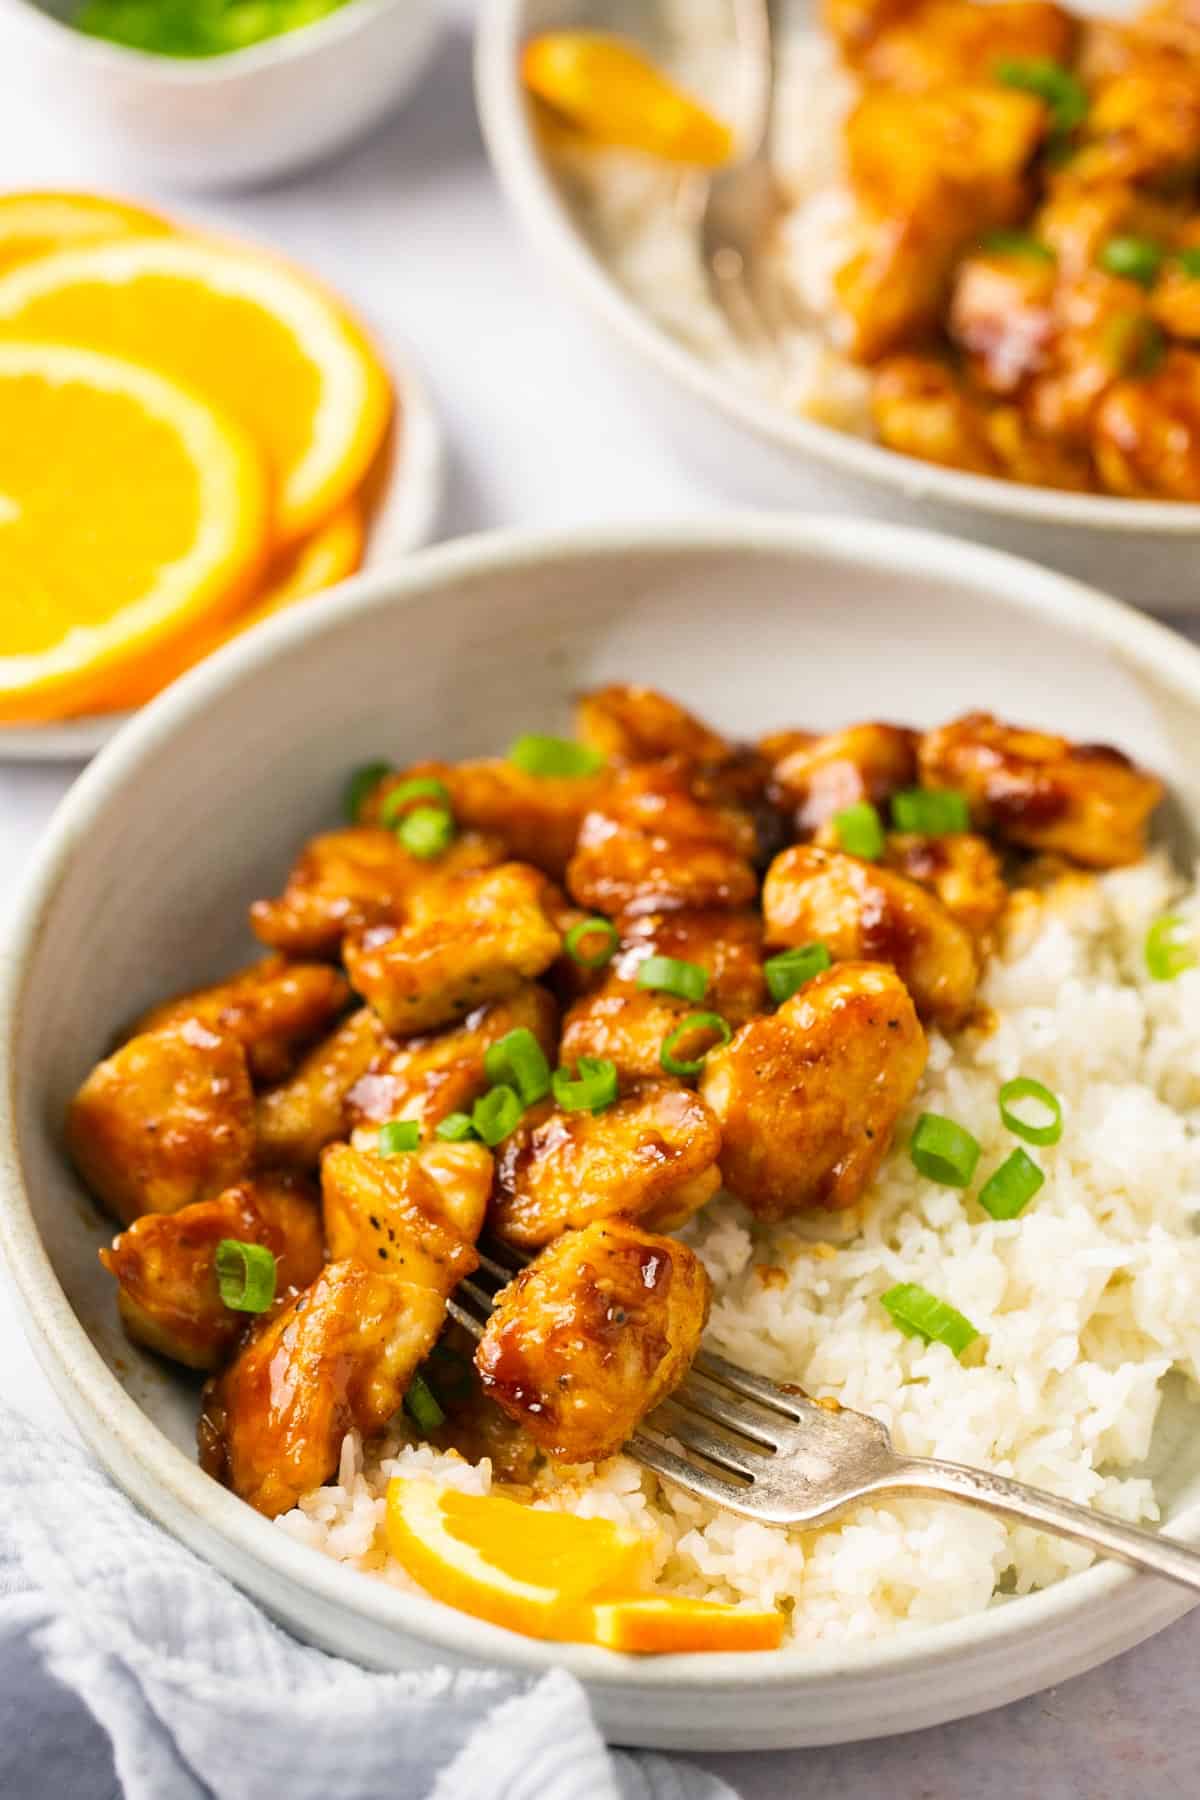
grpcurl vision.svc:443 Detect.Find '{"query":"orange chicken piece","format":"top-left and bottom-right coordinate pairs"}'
top-left (761, 722), bottom-right (918, 839)
top-left (255, 1007), bottom-right (391, 1171)
top-left (134, 956), bottom-right (349, 1085)
top-left (365, 760), bottom-right (607, 882)
top-left (1092, 349), bottom-right (1200, 500)
top-left (321, 1142), bottom-right (486, 1296)
top-left (567, 761), bottom-right (758, 917)
top-left (575, 683), bottom-right (731, 767)
top-left (884, 832), bottom-right (1009, 946)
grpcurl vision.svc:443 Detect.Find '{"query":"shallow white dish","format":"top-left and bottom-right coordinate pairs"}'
top-left (3, 516), bottom-right (1200, 1750)
top-left (0, 0), bottom-right (440, 189)
top-left (475, 0), bottom-right (1200, 614)
top-left (0, 336), bottom-right (446, 763)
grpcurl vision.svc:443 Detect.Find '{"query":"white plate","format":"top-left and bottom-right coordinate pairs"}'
top-left (3, 517), bottom-right (1200, 1748)
top-left (0, 338), bottom-right (445, 763)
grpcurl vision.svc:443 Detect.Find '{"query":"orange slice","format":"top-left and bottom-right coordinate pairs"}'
top-left (385, 1478), bottom-right (653, 1641)
top-left (0, 191), bottom-right (170, 276)
top-left (590, 1596), bottom-right (785, 1654)
top-left (521, 33), bottom-right (733, 166)
top-left (0, 341), bottom-right (268, 723)
top-left (0, 235), bottom-right (391, 546)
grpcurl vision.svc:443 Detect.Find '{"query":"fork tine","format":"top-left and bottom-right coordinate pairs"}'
top-left (673, 1375), bottom-right (785, 1448)
top-left (694, 1349), bottom-right (813, 1422)
top-left (629, 1431), bottom-right (757, 1513)
top-left (446, 1297), bottom-right (485, 1340)
top-left (650, 1402), bottom-right (764, 1479)
top-left (474, 1248), bottom-right (516, 1286)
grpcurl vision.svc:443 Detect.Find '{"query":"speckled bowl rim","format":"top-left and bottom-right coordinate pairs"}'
top-left (474, 0), bottom-right (1200, 538)
top-left (1, 516), bottom-right (1198, 1712)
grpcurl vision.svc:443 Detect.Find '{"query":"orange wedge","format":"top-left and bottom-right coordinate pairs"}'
top-left (0, 191), bottom-right (170, 276)
top-left (590, 1596), bottom-right (785, 1654)
top-left (0, 235), bottom-right (391, 546)
top-left (0, 341), bottom-right (268, 723)
top-left (385, 1478), bottom-right (653, 1641)
top-left (521, 33), bottom-right (733, 166)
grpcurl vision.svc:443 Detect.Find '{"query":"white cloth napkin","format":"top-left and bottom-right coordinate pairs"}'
top-left (0, 1404), bottom-right (735, 1800)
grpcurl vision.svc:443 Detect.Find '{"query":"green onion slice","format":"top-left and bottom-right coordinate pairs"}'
top-left (1178, 247), bottom-right (1200, 279)
top-left (565, 916), bottom-right (619, 969)
top-left (379, 776), bottom-right (452, 826)
top-left (994, 56), bottom-right (1088, 132)
top-left (890, 788), bottom-right (971, 836)
top-left (344, 760), bottom-right (392, 824)
top-left (765, 943), bottom-right (832, 1005)
top-left (404, 1372), bottom-right (446, 1435)
top-left (551, 1056), bottom-right (619, 1114)
top-left (379, 1119), bottom-right (420, 1156)
top-left (834, 800), bottom-right (885, 861)
top-left (659, 1011), bottom-right (732, 1078)
top-left (484, 1027), bottom-right (552, 1105)
top-left (981, 229), bottom-right (1056, 264)
top-left (1146, 913), bottom-right (1199, 981)
top-left (397, 805), bottom-right (455, 860)
top-left (435, 1111), bottom-right (478, 1142)
top-left (636, 955), bottom-right (709, 1004)
top-left (978, 1148), bottom-right (1045, 1220)
top-left (998, 1076), bottom-right (1063, 1145)
top-left (909, 1113), bottom-right (982, 1188)
top-left (472, 1084), bottom-right (524, 1146)
top-left (1102, 312), bottom-right (1166, 377)
top-left (881, 1283), bottom-right (979, 1356)
top-left (215, 1239), bottom-right (277, 1314)
top-left (1099, 235), bottom-right (1164, 288)
top-left (508, 734), bottom-right (605, 778)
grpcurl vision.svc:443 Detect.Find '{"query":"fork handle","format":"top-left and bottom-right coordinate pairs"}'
top-left (885, 1457), bottom-right (1200, 1595)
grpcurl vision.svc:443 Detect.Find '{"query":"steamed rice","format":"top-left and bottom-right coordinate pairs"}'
top-left (278, 857), bottom-right (1200, 1643)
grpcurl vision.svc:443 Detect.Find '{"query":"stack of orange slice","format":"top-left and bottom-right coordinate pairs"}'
top-left (0, 192), bottom-right (393, 725)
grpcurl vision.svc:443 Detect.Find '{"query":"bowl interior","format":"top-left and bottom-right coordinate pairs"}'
top-left (8, 522), bottom-right (1200, 1706)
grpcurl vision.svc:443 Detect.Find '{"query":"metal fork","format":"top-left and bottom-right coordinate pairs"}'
top-left (452, 1239), bottom-right (1200, 1596)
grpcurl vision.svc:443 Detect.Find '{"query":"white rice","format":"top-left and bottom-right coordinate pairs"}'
top-left (278, 858), bottom-right (1200, 1643)
top-left (546, 4), bottom-right (873, 431)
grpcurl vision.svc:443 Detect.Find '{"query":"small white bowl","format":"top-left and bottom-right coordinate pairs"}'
top-left (475, 0), bottom-right (1200, 613)
top-left (3, 516), bottom-right (1200, 1748)
top-left (0, 0), bottom-right (442, 188)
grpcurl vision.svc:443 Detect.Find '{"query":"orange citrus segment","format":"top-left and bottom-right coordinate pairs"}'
top-left (589, 1596), bottom-right (785, 1654)
top-left (0, 191), bottom-right (170, 276)
top-left (0, 341), bottom-right (268, 723)
top-left (385, 1478), bottom-right (654, 1641)
top-left (521, 33), bottom-right (733, 166)
top-left (0, 235), bottom-right (392, 545)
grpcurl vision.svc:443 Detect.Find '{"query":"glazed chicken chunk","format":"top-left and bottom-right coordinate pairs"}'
top-left (575, 683), bottom-right (732, 768)
top-left (760, 723), bottom-right (918, 839)
top-left (475, 1220), bottom-right (711, 1464)
top-left (1091, 350), bottom-right (1200, 501)
top-left (321, 1141), bottom-right (488, 1296)
top-left (68, 1021), bottom-right (255, 1226)
top-left (567, 761), bottom-right (758, 917)
top-left (364, 760), bottom-right (608, 882)
top-left (255, 1006), bottom-right (391, 1170)
top-left (826, 0), bottom-right (1075, 88)
top-left (344, 862), bottom-right (563, 1036)
top-left (199, 1259), bottom-right (446, 1518)
top-left (99, 1172), bottom-right (324, 1371)
top-left (250, 827), bottom-right (504, 959)
top-left (134, 956), bottom-right (350, 1084)
top-left (489, 1081), bottom-right (723, 1249)
top-left (700, 962), bottom-right (927, 1219)
top-left (918, 712), bottom-right (1163, 866)
top-left (884, 832), bottom-right (1009, 947)
top-left (763, 844), bottom-right (980, 1027)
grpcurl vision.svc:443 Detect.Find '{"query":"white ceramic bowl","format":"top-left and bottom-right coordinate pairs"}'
top-left (475, 0), bottom-right (1200, 614)
top-left (0, 0), bottom-right (441, 188)
top-left (3, 517), bottom-right (1200, 1750)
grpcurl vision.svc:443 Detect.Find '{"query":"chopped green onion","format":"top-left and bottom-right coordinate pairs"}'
top-left (994, 57), bottom-right (1088, 133)
top-left (508, 734), bottom-right (605, 778)
top-left (1178, 248), bottom-right (1200, 278)
top-left (1099, 235), bottom-right (1165, 288)
top-left (552, 1056), bottom-right (619, 1114)
top-left (565, 916), bottom-right (619, 969)
top-left (404, 1372), bottom-right (446, 1435)
top-left (472, 1084), bottom-right (524, 1146)
top-left (344, 760), bottom-right (392, 823)
top-left (484, 1027), bottom-right (552, 1105)
top-left (981, 229), bottom-right (1056, 264)
top-left (834, 801), bottom-right (885, 861)
top-left (998, 1076), bottom-right (1063, 1145)
top-left (379, 1119), bottom-right (420, 1156)
top-left (378, 776), bottom-right (452, 827)
top-left (977, 1148), bottom-right (1045, 1220)
top-left (397, 805), bottom-right (455, 860)
top-left (1146, 913), bottom-right (1199, 981)
top-left (1102, 312), bottom-right (1166, 377)
top-left (659, 1011), bottom-right (732, 1078)
top-left (435, 1111), bottom-right (478, 1142)
top-left (765, 943), bottom-right (832, 1005)
top-left (215, 1239), bottom-right (277, 1314)
top-left (881, 1283), bottom-right (979, 1356)
top-left (909, 1113), bottom-right (982, 1188)
top-left (636, 955), bottom-right (709, 1004)
top-left (890, 788), bottom-right (971, 836)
